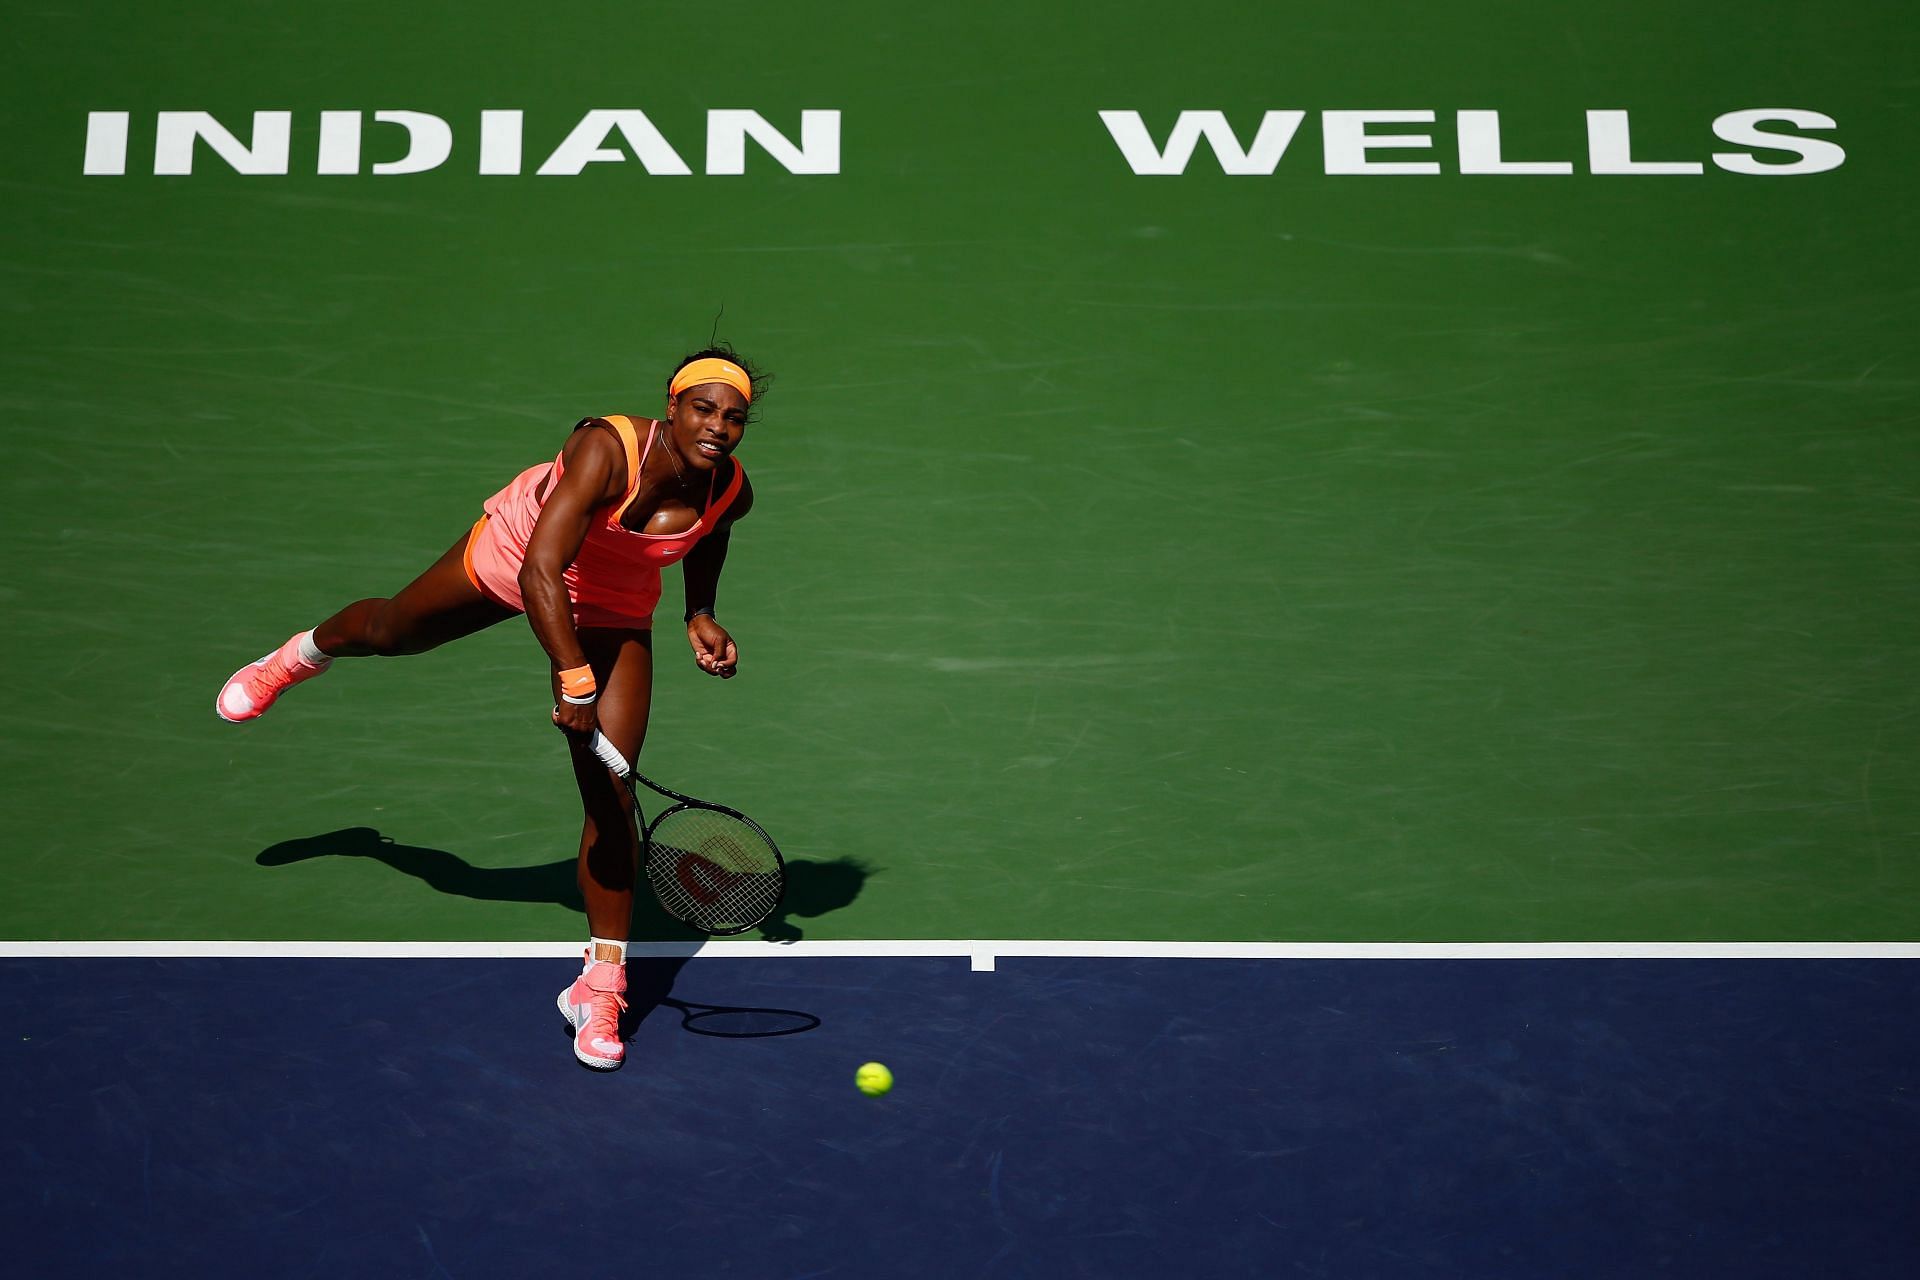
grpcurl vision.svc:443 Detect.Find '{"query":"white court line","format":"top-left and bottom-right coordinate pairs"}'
top-left (1, 940), bottom-right (1917, 966)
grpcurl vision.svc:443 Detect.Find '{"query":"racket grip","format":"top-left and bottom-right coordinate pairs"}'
top-left (587, 730), bottom-right (632, 778)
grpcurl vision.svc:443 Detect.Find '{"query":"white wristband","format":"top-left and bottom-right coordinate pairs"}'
top-left (559, 690), bottom-right (599, 706)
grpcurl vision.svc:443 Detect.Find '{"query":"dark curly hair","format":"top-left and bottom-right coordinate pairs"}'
top-left (668, 344), bottom-right (770, 422)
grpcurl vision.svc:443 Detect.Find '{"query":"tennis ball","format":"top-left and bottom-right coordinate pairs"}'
top-left (855, 1061), bottom-right (893, 1096)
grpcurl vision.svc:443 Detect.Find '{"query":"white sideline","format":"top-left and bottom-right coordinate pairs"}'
top-left (2, 939), bottom-right (1917, 969)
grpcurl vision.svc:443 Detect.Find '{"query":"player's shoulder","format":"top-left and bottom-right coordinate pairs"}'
top-left (558, 416), bottom-right (633, 484)
top-left (573, 414), bottom-right (656, 453)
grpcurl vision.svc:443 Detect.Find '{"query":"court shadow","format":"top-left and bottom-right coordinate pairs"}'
top-left (254, 827), bottom-right (873, 943)
top-left (623, 954), bottom-right (691, 1037)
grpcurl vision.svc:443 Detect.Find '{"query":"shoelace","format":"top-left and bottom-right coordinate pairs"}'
top-left (257, 652), bottom-right (309, 690)
top-left (244, 652), bottom-right (296, 694)
top-left (251, 649), bottom-right (328, 695)
top-left (583, 990), bottom-right (628, 1041)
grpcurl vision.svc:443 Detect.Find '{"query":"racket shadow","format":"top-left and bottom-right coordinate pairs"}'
top-left (254, 828), bottom-right (875, 943)
top-left (621, 955), bottom-right (822, 1040)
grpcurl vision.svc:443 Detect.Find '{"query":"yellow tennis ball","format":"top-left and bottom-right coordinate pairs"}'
top-left (855, 1061), bottom-right (893, 1096)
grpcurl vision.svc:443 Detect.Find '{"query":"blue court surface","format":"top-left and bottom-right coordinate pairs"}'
top-left (3, 955), bottom-right (1916, 1277)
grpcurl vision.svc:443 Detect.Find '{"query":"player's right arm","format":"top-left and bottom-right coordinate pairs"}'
top-left (521, 421), bottom-right (627, 734)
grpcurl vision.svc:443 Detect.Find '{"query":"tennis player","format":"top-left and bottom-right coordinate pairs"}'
top-left (216, 348), bottom-right (762, 1071)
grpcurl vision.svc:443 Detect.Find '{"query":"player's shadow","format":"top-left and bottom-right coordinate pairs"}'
top-left (253, 826), bottom-right (873, 943)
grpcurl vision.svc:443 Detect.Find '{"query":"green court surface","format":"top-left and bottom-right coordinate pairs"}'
top-left (1, 2), bottom-right (1914, 944)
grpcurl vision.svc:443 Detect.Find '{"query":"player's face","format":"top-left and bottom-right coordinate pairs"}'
top-left (667, 383), bottom-right (749, 469)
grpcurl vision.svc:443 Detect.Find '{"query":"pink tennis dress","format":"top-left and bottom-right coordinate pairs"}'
top-left (463, 414), bottom-right (745, 629)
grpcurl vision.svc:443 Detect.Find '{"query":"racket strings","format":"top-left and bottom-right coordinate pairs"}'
top-left (646, 806), bottom-right (783, 934)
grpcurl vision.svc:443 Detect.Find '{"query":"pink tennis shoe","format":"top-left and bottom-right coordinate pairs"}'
top-left (558, 961), bottom-right (629, 1070)
top-left (216, 632), bottom-right (331, 722)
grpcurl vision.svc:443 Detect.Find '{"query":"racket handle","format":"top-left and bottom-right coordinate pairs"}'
top-left (587, 730), bottom-right (632, 778)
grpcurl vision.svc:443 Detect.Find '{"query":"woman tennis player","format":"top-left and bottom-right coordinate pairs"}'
top-left (215, 348), bottom-right (762, 1071)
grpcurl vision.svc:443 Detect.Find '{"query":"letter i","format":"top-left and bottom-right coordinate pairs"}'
top-left (85, 111), bottom-right (129, 175)
top-left (480, 110), bottom-right (523, 175)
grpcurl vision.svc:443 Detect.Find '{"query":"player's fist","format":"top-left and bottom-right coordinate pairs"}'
top-left (688, 615), bottom-right (738, 679)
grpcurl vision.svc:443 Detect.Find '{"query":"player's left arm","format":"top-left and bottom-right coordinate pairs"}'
top-left (681, 465), bottom-right (753, 679)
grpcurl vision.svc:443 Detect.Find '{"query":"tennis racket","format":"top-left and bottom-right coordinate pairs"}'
top-left (587, 730), bottom-right (786, 935)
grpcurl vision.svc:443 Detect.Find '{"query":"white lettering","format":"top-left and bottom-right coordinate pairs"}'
top-left (317, 111), bottom-right (361, 174)
top-left (1098, 110), bottom-right (1305, 175)
top-left (1586, 110), bottom-right (1702, 175)
top-left (153, 111), bottom-right (292, 175)
top-left (84, 111), bottom-right (128, 175)
top-left (706, 110), bottom-right (840, 174)
top-left (1456, 110), bottom-right (1573, 175)
top-left (83, 104), bottom-right (1843, 181)
top-left (479, 110), bottom-right (523, 175)
top-left (536, 109), bottom-right (692, 176)
top-left (371, 111), bottom-right (452, 175)
top-left (1711, 109), bottom-right (1844, 176)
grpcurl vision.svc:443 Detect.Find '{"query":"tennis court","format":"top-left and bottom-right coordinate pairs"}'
top-left (3, 2), bottom-right (1917, 1274)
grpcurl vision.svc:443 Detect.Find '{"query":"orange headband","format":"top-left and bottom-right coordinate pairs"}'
top-left (669, 358), bottom-right (753, 403)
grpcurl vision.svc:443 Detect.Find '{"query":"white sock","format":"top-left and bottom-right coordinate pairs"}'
top-left (296, 629), bottom-right (331, 666)
top-left (588, 936), bottom-right (627, 966)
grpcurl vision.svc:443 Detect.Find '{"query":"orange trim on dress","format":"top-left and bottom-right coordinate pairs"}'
top-left (462, 514), bottom-right (490, 594)
top-left (603, 415), bottom-right (647, 527)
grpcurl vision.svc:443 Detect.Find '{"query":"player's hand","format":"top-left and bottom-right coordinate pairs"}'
top-left (688, 615), bottom-right (738, 679)
top-left (551, 697), bottom-right (601, 736)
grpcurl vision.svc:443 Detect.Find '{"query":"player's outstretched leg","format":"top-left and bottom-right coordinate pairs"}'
top-left (555, 629), bottom-right (652, 1071)
top-left (216, 529), bottom-right (512, 722)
